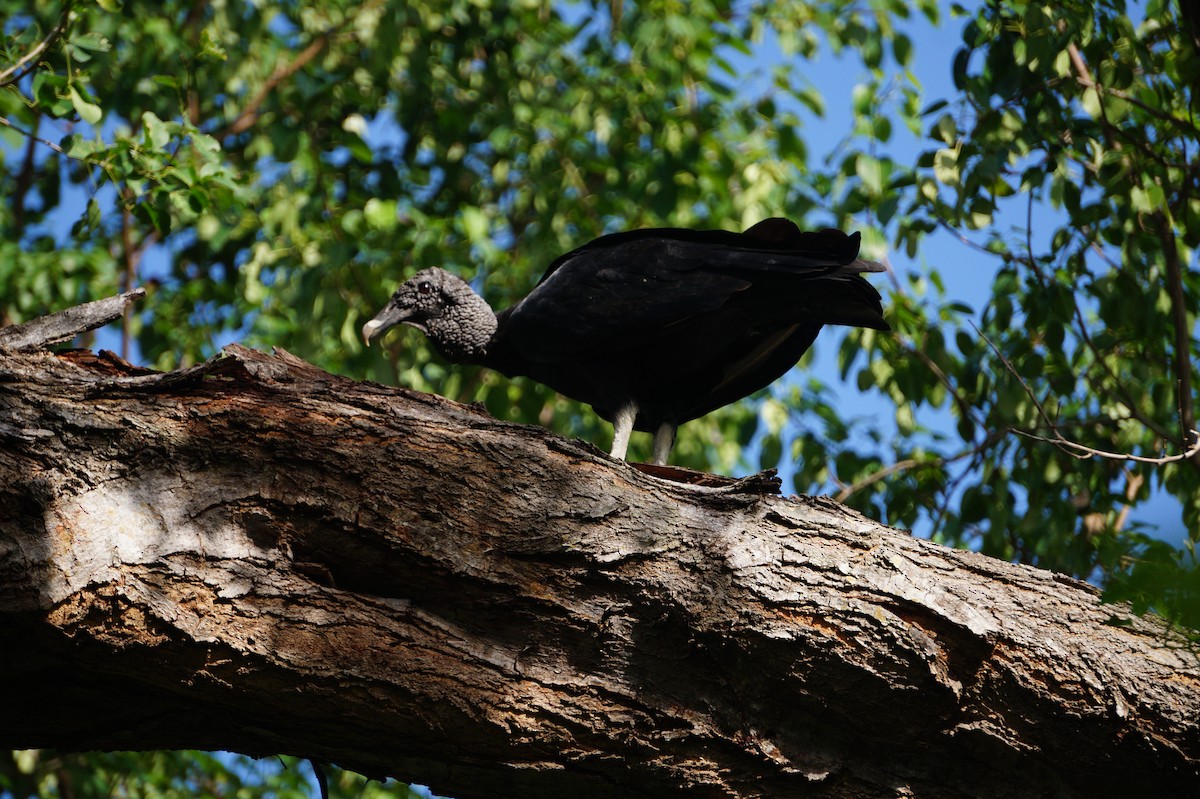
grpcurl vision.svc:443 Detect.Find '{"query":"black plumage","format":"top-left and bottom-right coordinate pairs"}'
top-left (362, 218), bottom-right (889, 464)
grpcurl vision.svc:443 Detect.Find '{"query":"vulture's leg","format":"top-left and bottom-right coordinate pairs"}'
top-left (610, 402), bottom-right (637, 460)
top-left (651, 423), bottom-right (675, 466)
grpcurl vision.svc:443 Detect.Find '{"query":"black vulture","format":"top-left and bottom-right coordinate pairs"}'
top-left (362, 218), bottom-right (889, 464)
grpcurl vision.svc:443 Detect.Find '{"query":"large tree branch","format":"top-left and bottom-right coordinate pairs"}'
top-left (0, 332), bottom-right (1197, 798)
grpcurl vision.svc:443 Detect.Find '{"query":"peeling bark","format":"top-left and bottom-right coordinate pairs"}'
top-left (0, 288), bottom-right (145, 351)
top-left (0, 341), bottom-right (1197, 799)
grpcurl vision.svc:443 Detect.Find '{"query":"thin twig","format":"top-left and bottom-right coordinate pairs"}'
top-left (834, 429), bottom-right (1005, 508)
top-left (120, 207), bottom-right (138, 361)
top-left (1110, 469), bottom-right (1145, 533)
top-left (932, 216), bottom-right (996, 258)
top-left (0, 1), bottom-right (75, 87)
top-left (1066, 42), bottom-right (1099, 108)
top-left (0, 115), bottom-right (69, 156)
top-left (1067, 44), bottom-right (1200, 139)
top-left (1068, 44), bottom-right (1198, 453)
top-left (1071, 312), bottom-right (1173, 441)
top-left (975, 321), bottom-right (1196, 464)
top-left (974, 319), bottom-right (1058, 429)
top-left (835, 457), bottom-right (934, 502)
top-left (219, 32), bottom-right (331, 138)
top-left (1014, 183), bottom-right (1158, 438)
top-left (1024, 188), bottom-right (1050, 290)
top-left (1012, 150), bottom-right (1174, 441)
top-left (1011, 429), bottom-right (1200, 465)
top-left (893, 328), bottom-right (987, 431)
top-left (929, 447), bottom-right (989, 542)
top-left (12, 111), bottom-right (39, 233)
top-left (1155, 209), bottom-right (1198, 455)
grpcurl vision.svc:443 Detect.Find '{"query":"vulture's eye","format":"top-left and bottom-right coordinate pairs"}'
top-left (417, 281), bottom-right (433, 295)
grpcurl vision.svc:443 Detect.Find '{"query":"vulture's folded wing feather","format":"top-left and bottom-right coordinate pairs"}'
top-left (501, 228), bottom-right (884, 364)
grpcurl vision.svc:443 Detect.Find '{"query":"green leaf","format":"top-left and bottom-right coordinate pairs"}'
top-left (70, 198), bottom-right (103, 239)
top-left (32, 72), bottom-right (73, 116)
top-left (63, 134), bottom-right (100, 158)
top-left (133, 198), bottom-right (170, 236)
top-left (759, 433), bottom-right (782, 471)
top-left (921, 99), bottom-right (949, 116)
top-left (855, 153), bottom-right (883, 196)
top-left (69, 86), bottom-right (103, 125)
top-left (143, 112), bottom-right (171, 149)
top-left (933, 113), bottom-right (958, 143)
top-left (460, 206), bottom-right (489, 244)
top-left (933, 147), bottom-right (960, 186)
top-left (364, 198), bottom-right (398, 231)
top-left (1129, 184), bottom-right (1165, 214)
top-left (851, 83), bottom-right (873, 116)
top-left (796, 85), bottom-right (825, 118)
top-left (72, 32), bottom-right (113, 52)
top-left (199, 29), bottom-right (228, 61)
top-left (191, 132), bottom-right (222, 164)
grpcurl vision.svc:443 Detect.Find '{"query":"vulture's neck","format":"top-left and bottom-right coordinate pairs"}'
top-left (425, 290), bottom-right (498, 363)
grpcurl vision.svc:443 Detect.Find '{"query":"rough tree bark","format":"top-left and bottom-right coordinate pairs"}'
top-left (0, 299), bottom-right (1197, 799)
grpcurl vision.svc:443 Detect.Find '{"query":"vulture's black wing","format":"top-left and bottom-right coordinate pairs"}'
top-left (496, 224), bottom-right (885, 365)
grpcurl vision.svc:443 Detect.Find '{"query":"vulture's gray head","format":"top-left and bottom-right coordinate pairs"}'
top-left (361, 267), bottom-right (497, 362)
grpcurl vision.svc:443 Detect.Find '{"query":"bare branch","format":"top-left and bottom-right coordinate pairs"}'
top-left (1110, 469), bottom-right (1146, 533)
top-left (975, 321), bottom-right (1198, 464)
top-left (1011, 428), bottom-right (1200, 465)
top-left (0, 115), bottom-right (69, 157)
top-left (973, 319), bottom-right (1059, 428)
top-left (118, 207), bottom-right (156, 362)
top-left (2, 342), bottom-right (1198, 798)
top-left (1066, 42), bottom-right (1200, 139)
top-left (0, 289), bottom-right (146, 351)
top-left (894, 331), bottom-right (986, 432)
top-left (836, 451), bottom-right (950, 503)
top-left (11, 112), bottom-right (40, 233)
top-left (219, 32), bottom-right (332, 138)
top-left (1065, 42), bottom-right (1095, 95)
top-left (835, 457), bottom-right (934, 502)
top-left (1154, 209), bottom-right (1199, 457)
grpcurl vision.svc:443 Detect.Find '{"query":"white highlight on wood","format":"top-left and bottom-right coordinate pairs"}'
top-left (41, 476), bottom-right (275, 603)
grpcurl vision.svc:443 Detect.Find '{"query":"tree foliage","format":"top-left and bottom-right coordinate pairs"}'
top-left (858, 0), bottom-right (1200, 625)
top-left (0, 751), bottom-right (428, 799)
top-left (1, 0), bottom-right (1197, 794)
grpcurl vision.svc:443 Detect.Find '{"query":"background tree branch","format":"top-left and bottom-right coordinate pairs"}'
top-left (1, 339), bottom-right (1197, 799)
top-left (0, 1), bottom-right (75, 88)
top-left (0, 287), bottom-right (144, 350)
